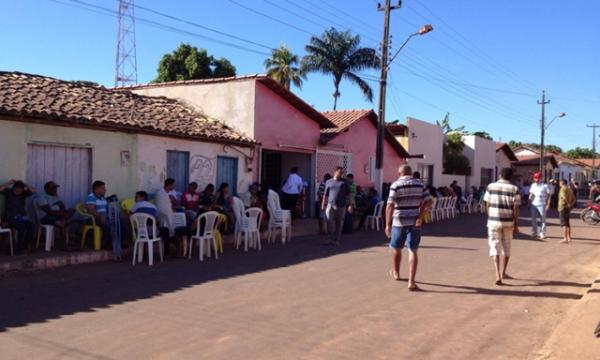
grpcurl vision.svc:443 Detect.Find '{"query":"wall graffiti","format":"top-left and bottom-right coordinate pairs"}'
top-left (190, 154), bottom-right (216, 188)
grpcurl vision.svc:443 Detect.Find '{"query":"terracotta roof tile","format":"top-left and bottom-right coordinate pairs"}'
top-left (0, 71), bottom-right (254, 146)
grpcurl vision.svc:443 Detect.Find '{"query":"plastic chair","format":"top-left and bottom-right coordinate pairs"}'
top-left (233, 197), bottom-right (262, 251)
top-left (188, 211), bottom-right (220, 261)
top-left (0, 216), bottom-right (13, 256)
top-left (76, 203), bottom-right (102, 250)
top-left (121, 198), bottom-right (135, 212)
top-left (31, 196), bottom-right (56, 252)
top-left (266, 190), bottom-right (292, 244)
top-left (425, 197), bottom-right (436, 223)
top-left (462, 194), bottom-right (473, 214)
top-left (130, 213), bottom-right (163, 266)
top-left (171, 212), bottom-right (188, 256)
top-left (365, 200), bottom-right (385, 230)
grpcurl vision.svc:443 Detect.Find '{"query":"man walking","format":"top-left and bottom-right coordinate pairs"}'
top-left (558, 179), bottom-right (576, 244)
top-left (483, 168), bottom-right (521, 285)
top-left (528, 172), bottom-right (550, 239)
top-left (321, 167), bottom-right (352, 246)
top-left (385, 165), bottom-right (431, 291)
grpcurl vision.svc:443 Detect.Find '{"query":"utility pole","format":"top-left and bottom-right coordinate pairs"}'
top-left (587, 123), bottom-right (600, 178)
top-left (537, 90), bottom-right (550, 180)
top-left (375, 0), bottom-right (401, 193)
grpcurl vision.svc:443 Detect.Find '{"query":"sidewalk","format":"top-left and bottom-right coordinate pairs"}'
top-left (532, 268), bottom-right (600, 359)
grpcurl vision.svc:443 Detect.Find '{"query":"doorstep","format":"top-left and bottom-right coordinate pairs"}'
top-left (0, 249), bottom-right (120, 275)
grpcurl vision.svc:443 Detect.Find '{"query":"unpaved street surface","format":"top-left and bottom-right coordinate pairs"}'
top-left (1, 210), bottom-right (599, 359)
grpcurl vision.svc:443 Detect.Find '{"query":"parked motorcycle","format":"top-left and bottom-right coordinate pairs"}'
top-left (580, 203), bottom-right (600, 225)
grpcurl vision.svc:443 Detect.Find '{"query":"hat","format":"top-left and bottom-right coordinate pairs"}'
top-left (12, 180), bottom-right (25, 189)
top-left (533, 172), bottom-right (542, 180)
top-left (44, 181), bottom-right (60, 190)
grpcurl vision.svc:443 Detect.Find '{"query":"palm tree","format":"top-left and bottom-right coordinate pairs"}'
top-left (302, 28), bottom-right (379, 110)
top-left (264, 44), bottom-right (305, 90)
top-left (436, 112), bottom-right (466, 134)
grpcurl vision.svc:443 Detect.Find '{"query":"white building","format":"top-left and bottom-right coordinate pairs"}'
top-left (495, 143), bottom-right (518, 180)
top-left (463, 135), bottom-right (497, 190)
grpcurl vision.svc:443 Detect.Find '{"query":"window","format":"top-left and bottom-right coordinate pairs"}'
top-left (418, 164), bottom-right (434, 187)
top-left (166, 150), bottom-right (190, 193)
top-left (480, 168), bottom-right (493, 187)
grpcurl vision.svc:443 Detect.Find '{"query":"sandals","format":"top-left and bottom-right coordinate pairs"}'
top-left (408, 284), bottom-right (421, 291)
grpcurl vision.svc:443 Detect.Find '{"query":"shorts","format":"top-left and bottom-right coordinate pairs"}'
top-left (559, 209), bottom-right (571, 227)
top-left (488, 226), bottom-right (512, 257)
top-left (40, 215), bottom-right (62, 226)
top-left (389, 226), bottom-right (421, 251)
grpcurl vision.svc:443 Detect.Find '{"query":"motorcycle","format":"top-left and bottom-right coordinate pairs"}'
top-left (580, 202), bottom-right (600, 225)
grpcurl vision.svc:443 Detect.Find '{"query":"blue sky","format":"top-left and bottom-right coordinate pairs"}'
top-left (2, 0), bottom-right (599, 151)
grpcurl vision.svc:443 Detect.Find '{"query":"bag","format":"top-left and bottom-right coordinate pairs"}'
top-left (342, 211), bottom-right (353, 234)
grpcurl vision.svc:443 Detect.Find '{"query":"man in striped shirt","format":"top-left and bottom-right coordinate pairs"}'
top-left (483, 168), bottom-right (521, 285)
top-left (385, 165), bottom-right (432, 291)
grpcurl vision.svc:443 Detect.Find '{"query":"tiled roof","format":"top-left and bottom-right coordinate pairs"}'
top-left (0, 71), bottom-right (255, 146)
top-left (496, 142), bottom-right (518, 161)
top-left (575, 158), bottom-right (600, 168)
top-left (514, 154), bottom-right (558, 167)
top-left (118, 74), bottom-right (336, 129)
top-left (320, 109), bottom-right (409, 158)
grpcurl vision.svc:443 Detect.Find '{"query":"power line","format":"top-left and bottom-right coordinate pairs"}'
top-left (303, 0), bottom-right (381, 39)
top-left (51, 0), bottom-right (271, 56)
top-left (227, 0), bottom-right (314, 36)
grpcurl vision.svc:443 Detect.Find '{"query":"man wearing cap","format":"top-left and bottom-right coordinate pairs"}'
top-left (528, 172), bottom-right (550, 239)
top-left (38, 181), bottom-right (75, 229)
top-left (0, 179), bottom-right (36, 253)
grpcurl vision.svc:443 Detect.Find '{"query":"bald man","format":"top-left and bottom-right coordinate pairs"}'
top-left (385, 165), bottom-right (432, 291)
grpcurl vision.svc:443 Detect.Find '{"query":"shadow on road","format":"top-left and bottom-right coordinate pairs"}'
top-left (417, 281), bottom-right (584, 300)
top-left (0, 230), bottom-right (389, 332)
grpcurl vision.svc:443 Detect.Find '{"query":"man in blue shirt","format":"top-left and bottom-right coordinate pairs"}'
top-left (84, 180), bottom-right (112, 249)
top-left (131, 191), bottom-right (158, 217)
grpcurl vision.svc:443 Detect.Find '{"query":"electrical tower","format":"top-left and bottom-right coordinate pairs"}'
top-left (115, 0), bottom-right (137, 87)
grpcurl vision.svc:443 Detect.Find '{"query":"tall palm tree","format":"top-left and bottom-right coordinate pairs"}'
top-left (264, 44), bottom-right (305, 90)
top-left (302, 28), bottom-right (379, 110)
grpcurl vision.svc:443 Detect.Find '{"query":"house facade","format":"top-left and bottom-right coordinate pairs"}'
top-left (513, 146), bottom-right (587, 182)
top-left (462, 135), bottom-right (497, 190)
top-left (0, 72), bottom-right (255, 210)
top-left (128, 75), bottom-right (348, 216)
top-left (320, 110), bottom-right (408, 187)
top-left (389, 117), bottom-right (444, 188)
top-left (495, 142), bottom-right (517, 180)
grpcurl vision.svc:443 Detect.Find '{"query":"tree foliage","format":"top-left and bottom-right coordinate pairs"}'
top-left (506, 141), bottom-right (561, 154)
top-left (564, 147), bottom-right (599, 159)
top-left (469, 131), bottom-right (492, 140)
top-left (264, 44), bottom-right (305, 90)
top-left (154, 44), bottom-right (236, 83)
top-left (436, 113), bottom-right (465, 135)
top-left (302, 28), bottom-right (379, 110)
top-left (443, 132), bottom-right (471, 175)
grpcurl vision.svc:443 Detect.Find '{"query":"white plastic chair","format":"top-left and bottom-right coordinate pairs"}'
top-left (0, 216), bottom-right (13, 256)
top-left (130, 213), bottom-right (163, 266)
top-left (171, 212), bottom-right (188, 255)
top-left (365, 200), bottom-right (385, 230)
top-left (266, 190), bottom-right (292, 244)
top-left (435, 197), bottom-right (446, 220)
top-left (462, 194), bottom-right (473, 214)
top-left (188, 211), bottom-right (220, 261)
top-left (33, 196), bottom-right (62, 252)
top-left (429, 197), bottom-right (438, 223)
top-left (233, 197), bottom-right (263, 251)
top-left (447, 197), bottom-right (457, 219)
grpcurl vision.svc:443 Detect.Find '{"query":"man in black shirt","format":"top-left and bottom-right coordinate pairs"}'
top-left (0, 180), bottom-right (36, 253)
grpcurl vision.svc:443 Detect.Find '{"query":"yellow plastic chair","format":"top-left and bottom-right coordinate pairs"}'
top-left (121, 198), bottom-right (135, 213)
top-left (76, 203), bottom-right (102, 250)
top-left (214, 213), bottom-right (226, 254)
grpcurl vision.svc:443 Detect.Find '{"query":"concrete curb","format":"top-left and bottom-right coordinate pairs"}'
top-left (0, 250), bottom-right (122, 275)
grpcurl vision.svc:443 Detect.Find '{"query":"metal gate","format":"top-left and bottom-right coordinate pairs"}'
top-left (315, 150), bottom-right (352, 194)
top-left (26, 143), bottom-right (92, 207)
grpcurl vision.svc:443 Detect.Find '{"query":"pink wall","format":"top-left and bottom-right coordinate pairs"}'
top-left (254, 83), bottom-right (322, 152)
top-left (324, 118), bottom-right (406, 187)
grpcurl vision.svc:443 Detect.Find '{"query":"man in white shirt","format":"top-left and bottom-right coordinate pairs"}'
top-left (156, 178), bottom-right (176, 255)
top-left (281, 167), bottom-right (303, 218)
top-left (528, 172), bottom-right (550, 239)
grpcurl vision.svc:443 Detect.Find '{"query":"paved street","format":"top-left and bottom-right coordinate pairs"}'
top-left (1, 209), bottom-right (599, 360)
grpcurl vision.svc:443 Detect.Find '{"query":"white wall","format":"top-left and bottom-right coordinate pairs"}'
top-left (496, 150), bottom-right (514, 180)
top-left (132, 81), bottom-right (256, 138)
top-left (464, 135), bottom-right (496, 188)
top-left (404, 117), bottom-right (444, 187)
top-left (554, 163), bottom-right (585, 182)
top-left (136, 134), bottom-right (254, 196)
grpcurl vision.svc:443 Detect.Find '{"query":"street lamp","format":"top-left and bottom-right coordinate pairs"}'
top-left (375, 23), bottom-right (433, 192)
top-left (540, 111), bottom-right (566, 180)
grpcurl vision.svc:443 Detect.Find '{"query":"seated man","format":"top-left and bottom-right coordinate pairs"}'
top-left (156, 178), bottom-right (189, 256)
top-left (182, 182), bottom-right (200, 221)
top-left (38, 181), bottom-right (75, 228)
top-left (131, 191), bottom-right (158, 217)
top-left (240, 183), bottom-right (261, 208)
top-left (0, 179), bottom-right (36, 253)
top-left (84, 180), bottom-right (114, 251)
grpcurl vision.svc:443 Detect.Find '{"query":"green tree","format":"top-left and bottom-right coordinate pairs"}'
top-left (154, 43), bottom-right (236, 83)
top-left (564, 147), bottom-right (599, 159)
top-left (443, 132), bottom-right (471, 175)
top-left (264, 44), bottom-right (305, 90)
top-left (302, 28), bottom-right (379, 110)
top-left (507, 140), bottom-right (522, 149)
top-left (436, 113), bottom-right (465, 135)
top-left (544, 145), bottom-right (563, 154)
top-left (73, 80), bottom-right (100, 87)
top-left (469, 131), bottom-right (492, 140)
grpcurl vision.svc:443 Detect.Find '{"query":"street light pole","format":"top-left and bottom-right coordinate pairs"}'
top-left (375, 1), bottom-right (432, 193)
top-left (538, 91), bottom-right (550, 180)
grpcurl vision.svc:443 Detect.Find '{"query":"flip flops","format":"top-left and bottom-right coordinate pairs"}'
top-left (388, 269), bottom-right (401, 281)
